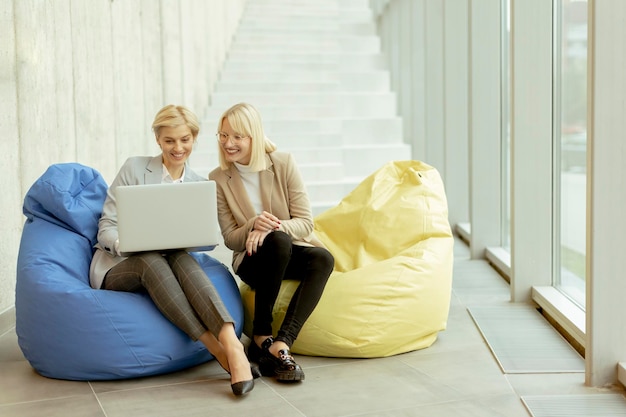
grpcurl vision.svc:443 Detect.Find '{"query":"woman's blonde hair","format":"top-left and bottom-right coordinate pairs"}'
top-left (152, 104), bottom-right (200, 140)
top-left (217, 102), bottom-right (277, 171)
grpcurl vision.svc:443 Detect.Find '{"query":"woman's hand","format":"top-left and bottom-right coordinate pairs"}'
top-left (247, 212), bottom-right (281, 255)
top-left (253, 211), bottom-right (281, 232)
top-left (246, 229), bottom-right (272, 255)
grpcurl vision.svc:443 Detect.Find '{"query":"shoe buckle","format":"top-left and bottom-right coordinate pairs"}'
top-left (261, 336), bottom-right (274, 350)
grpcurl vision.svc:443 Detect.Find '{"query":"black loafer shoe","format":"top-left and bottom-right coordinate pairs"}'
top-left (273, 349), bottom-right (305, 382)
top-left (260, 348), bottom-right (305, 382)
top-left (247, 336), bottom-right (274, 363)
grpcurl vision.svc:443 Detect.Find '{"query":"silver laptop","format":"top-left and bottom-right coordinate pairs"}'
top-left (116, 181), bottom-right (220, 256)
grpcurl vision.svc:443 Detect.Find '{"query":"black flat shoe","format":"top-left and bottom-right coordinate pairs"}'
top-left (262, 348), bottom-right (305, 382)
top-left (231, 378), bottom-right (254, 396)
top-left (247, 336), bottom-right (274, 363)
top-left (253, 338), bottom-right (305, 382)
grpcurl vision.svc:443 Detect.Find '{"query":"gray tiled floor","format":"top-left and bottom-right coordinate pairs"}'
top-left (1, 239), bottom-right (624, 417)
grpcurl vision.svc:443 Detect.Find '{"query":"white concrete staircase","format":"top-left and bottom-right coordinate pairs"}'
top-left (191, 0), bottom-right (411, 216)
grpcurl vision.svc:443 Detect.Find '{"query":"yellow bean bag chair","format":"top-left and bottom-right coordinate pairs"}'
top-left (240, 160), bottom-right (454, 357)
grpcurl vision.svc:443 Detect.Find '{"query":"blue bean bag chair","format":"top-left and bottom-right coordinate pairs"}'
top-left (16, 163), bottom-right (243, 381)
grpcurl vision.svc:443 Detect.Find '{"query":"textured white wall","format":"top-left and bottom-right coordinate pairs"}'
top-left (0, 0), bottom-right (246, 313)
top-left (1, 0), bottom-right (21, 316)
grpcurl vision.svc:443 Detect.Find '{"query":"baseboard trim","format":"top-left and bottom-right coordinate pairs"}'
top-left (455, 222), bottom-right (470, 244)
top-left (0, 306), bottom-right (16, 335)
top-left (617, 363), bottom-right (626, 388)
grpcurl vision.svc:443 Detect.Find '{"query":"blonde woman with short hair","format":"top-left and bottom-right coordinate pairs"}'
top-left (90, 104), bottom-right (256, 396)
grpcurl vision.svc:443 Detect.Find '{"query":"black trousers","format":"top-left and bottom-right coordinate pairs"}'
top-left (236, 231), bottom-right (334, 347)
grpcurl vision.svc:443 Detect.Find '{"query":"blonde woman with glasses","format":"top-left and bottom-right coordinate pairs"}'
top-left (210, 102), bottom-right (334, 382)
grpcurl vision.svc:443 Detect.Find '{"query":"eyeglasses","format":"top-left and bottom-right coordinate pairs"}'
top-left (216, 132), bottom-right (249, 144)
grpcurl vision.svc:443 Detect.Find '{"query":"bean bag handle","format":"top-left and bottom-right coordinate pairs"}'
top-left (23, 163), bottom-right (108, 247)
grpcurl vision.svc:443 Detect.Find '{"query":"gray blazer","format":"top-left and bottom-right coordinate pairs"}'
top-left (89, 155), bottom-right (206, 289)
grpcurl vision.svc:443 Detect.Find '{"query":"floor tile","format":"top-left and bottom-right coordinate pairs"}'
top-left (266, 358), bottom-right (459, 417)
top-left (0, 361), bottom-right (93, 405)
top-left (97, 379), bottom-right (299, 417)
top-left (0, 327), bottom-right (26, 362)
top-left (400, 347), bottom-right (515, 399)
top-left (90, 361), bottom-right (218, 394)
top-left (0, 394), bottom-right (105, 417)
top-left (354, 394), bottom-right (530, 417)
top-left (0, 307), bottom-right (15, 335)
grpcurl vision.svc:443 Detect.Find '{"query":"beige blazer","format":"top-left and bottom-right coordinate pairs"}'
top-left (209, 151), bottom-right (323, 273)
top-left (89, 155), bottom-right (205, 289)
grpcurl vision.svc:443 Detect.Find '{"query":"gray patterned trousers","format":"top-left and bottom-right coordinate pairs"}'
top-left (103, 250), bottom-right (232, 341)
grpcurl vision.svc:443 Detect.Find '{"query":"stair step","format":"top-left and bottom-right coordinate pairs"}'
top-left (201, 118), bottom-right (344, 135)
top-left (218, 70), bottom-right (388, 83)
top-left (222, 55), bottom-right (388, 71)
top-left (210, 91), bottom-right (393, 108)
top-left (207, 93), bottom-right (397, 120)
top-left (245, 0), bottom-right (369, 9)
top-left (238, 19), bottom-right (338, 31)
top-left (215, 76), bottom-right (390, 93)
top-left (205, 104), bottom-right (396, 119)
top-left (268, 133), bottom-right (342, 148)
top-left (234, 32), bottom-right (376, 43)
top-left (246, 0), bottom-right (369, 7)
top-left (229, 38), bottom-right (380, 54)
top-left (222, 60), bottom-right (338, 73)
top-left (306, 179), bottom-right (362, 203)
top-left (299, 163), bottom-right (344, 182)
top-left (235, 22), bottom-right (377, 37)
top-left (342, 144), bottom-right (412, 177)
top-left (288, 148), bottom-right (343, 165)
top-left (241, 10), bottom-right (374, 24)
top-left (215, 81), bottom-right (341, 93)
top-left (341, 117), bottom-right (403, 145)
top-left (225, 51), bottom-right (386, 65)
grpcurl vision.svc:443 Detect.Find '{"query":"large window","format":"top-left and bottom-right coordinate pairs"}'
top-left (553, 0), bottom-right (587, 308)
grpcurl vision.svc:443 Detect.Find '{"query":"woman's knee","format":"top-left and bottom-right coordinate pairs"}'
top-left (261, 231), bottom-right (292, 257)
top-left (166, 250), bottom-right (198, 272)
top-left (166, 250), bottom-right (192, 263)
top-left (314, 248), bottom-right (335, 275)
top-left (134, 251), bottom-right (164, 265)
top-left (133, 252), bottom-right (171, 284)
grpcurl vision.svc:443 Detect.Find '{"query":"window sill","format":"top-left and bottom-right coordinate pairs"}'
top-left (485, 247), bottom-right (511, 283)
top-left (531, 286), bottom-right (586, 352)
